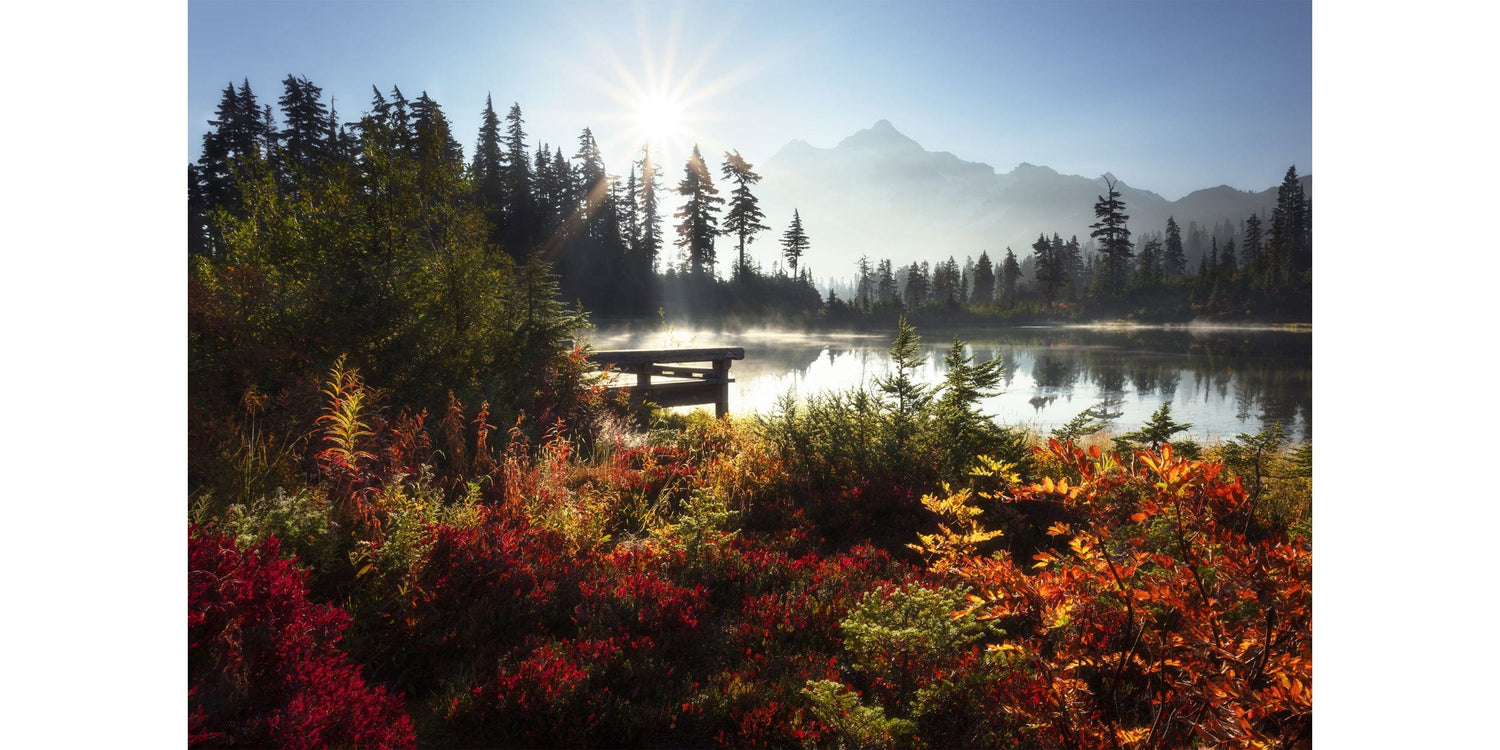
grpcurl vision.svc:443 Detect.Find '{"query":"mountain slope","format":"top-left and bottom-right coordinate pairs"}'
top-left (752, 120), bottom-right (1309, 276)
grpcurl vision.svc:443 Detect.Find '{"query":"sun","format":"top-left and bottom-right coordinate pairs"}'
top-left (635, 94), bottom-right (684, 147)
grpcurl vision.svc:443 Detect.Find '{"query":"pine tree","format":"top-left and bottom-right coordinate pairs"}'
top-left (1065, 235), bottom-right (1084, 298)
top-left (1163, 216), bottom-right (1188, 278)
top-left (855, 255), bottom-right (874, 310)
top-left (876, 258), bottom-right (898, 304)
top-left (277, 75), bottom-right (333, 181)
top-left (999, 248), bottom-right (1022, 306)
top-left (573, 127), bottom-right (608, 218)
top-left (1049, 234), bottom-right (1071, 300)
top-left (410, 92), bottom-right (463, 171)
top-left (934, 337), bottom-right (1006, 475)
top-left (875, 317), bottom-right (932, 455)
top-left (386, 85), bottom-right (412, 151)
top-left (970, 251), bottom-right (996, 305)
top-left (1089, 176), bottom-right (1133, 295)
top-left (1032, 233), bottom-right (1058, 305)
top-left (898, 262), bottom-right (922, 308)
top-left (471, 95), bottom-right (506, 249)
top-left (1132, 236), bottom-right (1163, 289)
top-left (198, 79), bottom-right (274, 211)
top-left (622, 165), bottom-right (641, 254)
top-left (636, 147), bottom-right (664, 273)
top-left (673, 145), bottom-right (723, 276)
top-left (719, 150), bottom-right (770, 280)
top-left (501, 103), bottom-right (535, 256)
top-left (779, 209), bottom-right (809, 276)
top-left (1242, 212), bottom-right (1263, 271)
top-left (1269, 165), bottom-right (1309, 280)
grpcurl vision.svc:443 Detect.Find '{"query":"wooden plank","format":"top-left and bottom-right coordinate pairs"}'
top-left (588, 347), bottom-right (745, 366)
top-left (629, 380), bottom-right (729, 409)
top-left (650, 365), bottom-right (724, 380)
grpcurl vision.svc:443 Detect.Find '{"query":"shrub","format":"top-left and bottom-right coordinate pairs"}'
top-left (188, 528), bottom-right (415, 749)
top-left (914, 442), bottom-right (1312, 748)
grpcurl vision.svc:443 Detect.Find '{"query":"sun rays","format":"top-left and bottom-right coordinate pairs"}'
top-left (557, 4), bottom-right (768, 173)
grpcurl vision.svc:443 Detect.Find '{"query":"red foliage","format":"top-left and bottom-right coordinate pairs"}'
top-left (611, 444), bottom-right (697, 497)
top-left (188, 528), bottom-right (415, 749)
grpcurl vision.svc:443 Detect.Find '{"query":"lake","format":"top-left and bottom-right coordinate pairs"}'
top-left (582, 324), bottom-right (1312, 444)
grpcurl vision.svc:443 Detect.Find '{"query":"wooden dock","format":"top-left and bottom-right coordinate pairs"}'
top-left (587, 347), bottom-right (746, 418)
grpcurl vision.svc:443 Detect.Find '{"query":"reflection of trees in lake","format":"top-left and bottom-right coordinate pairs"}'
top-left (596, 325), bottom-right (1310, 442)
top-left (1029, 394), bottom-right (1058, 413)
top-left (991, 349), bottom-right (1018, 388)
top-left (1092, 359), bottom-right (1128, 395)
top-left (1031, 353), bottom-right (1080, 391)
top-left (1128, 363), bottom-right (1160, 398)
top-left (1230, 366), bottom-right (1313, 441)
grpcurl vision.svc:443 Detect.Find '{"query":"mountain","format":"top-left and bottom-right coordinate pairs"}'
top-left (752, 120), bottom-right (1311, 277)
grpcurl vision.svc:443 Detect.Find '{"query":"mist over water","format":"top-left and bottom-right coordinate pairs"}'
top-left (582, 325), bottom-right (1311, 444)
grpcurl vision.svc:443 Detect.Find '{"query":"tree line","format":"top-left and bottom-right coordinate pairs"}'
top-left (825, 170), bottom-right (1311, 323)
top-left (190, 76), bottom-right (1309, 329)
top-left (190, 77), bottom-right (823, 324)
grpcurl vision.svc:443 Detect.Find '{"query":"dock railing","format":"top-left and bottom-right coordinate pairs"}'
top-left (587, 347), bottom-right (746, 418)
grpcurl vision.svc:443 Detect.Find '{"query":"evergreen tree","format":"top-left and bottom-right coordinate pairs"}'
top-left (1242, 212), bottom-right (1264, 271)
top-left (386, 85), bottom-right (413, 150)
top-left (1132, 236), bottom-right (1163, 289)
top-left (1089, 176), bottom-right (1133, 295)
top-left (622, 165), bottom-right (641, 254)
top-left (673, 145), bottom-right (723, 276)
top-left (1221, 237), bottom-right (1238, 276)
top-left (779, 209), bottom-right (809, 276)
top-left (501, 103), bottom-right (536, 256)
top-left (1116, 402), bottom-right (1193, 452)
top-left (1030, 234), bottom-right (1052, 304)
top-left (573, 127), bottom-right (608, 211)
top-left (903, 261), bottom-right (929, 308)
top-left (931, 257), bottom-right (962, 306)
top-left (719, 150), bottom-right (770, 280)
top-left (276, 75), bottom-right (333, 181)
top-left (876, 258), bottom-right (898, 304)
top-left (934, 338), bottom-right (1006, 475)
top-left (1163, 216), bottom-right (1188, 278)
top-left (471, 95), bottom-right (506, 249)
top-left (855, 255), bottom-right (874, 310)
top-left (970, 251), bottom-right (996, 305)
top-left (875, 317), bottom-right (932, 456)
top-left (1066, 235), bottom-right (1085, 298)
top-left (409, 92), bottom-right (463, 174)
top-left (1050, 234), bottom-right (1071, 300)
top-left (1269, 165), bottom-right (1310, 281)
top-left (197, 79), bottom-right (274, 211)
top-left (999, 248), bottom-right (1022, 306)
top-left (636, 147), bottom-right (664, 273)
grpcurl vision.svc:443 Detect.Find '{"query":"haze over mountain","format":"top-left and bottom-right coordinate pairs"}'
top-left (753, 119), bottom-right (1311, 277)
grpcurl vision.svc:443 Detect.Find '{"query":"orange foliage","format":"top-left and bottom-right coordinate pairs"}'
top-left (917, 441), bottom-right (1311, 748)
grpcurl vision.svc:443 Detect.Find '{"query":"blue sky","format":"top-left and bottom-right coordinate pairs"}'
top-left (189, 0), bottom-right (1311, 200)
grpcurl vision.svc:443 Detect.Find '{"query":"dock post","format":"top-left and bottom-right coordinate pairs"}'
top-left (713, 358), bottom-right (730, 419)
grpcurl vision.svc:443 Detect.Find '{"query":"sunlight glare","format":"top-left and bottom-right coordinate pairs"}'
top-left (636, 94), bottom-right (683, 145)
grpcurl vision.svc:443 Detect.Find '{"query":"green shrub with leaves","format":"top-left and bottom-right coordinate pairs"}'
top-left (1214, 423), bottom-right (1312, 539)
top-left (762, 321), bottom-right (1028, 491)
top-left (800, 680), bottom-right (916, 750)
top-left (225, 487), bottom-right (344, 579)
top-left (1114, 401), bottom-right (1200, 459)
top-left (1051, 398), bottom-right (1123, 445)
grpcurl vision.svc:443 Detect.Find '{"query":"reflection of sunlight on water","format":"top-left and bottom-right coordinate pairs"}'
top-left (585, 327), bottom-right (1310, 443)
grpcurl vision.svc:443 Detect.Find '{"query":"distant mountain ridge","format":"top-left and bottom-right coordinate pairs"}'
top-left (753, 120), bottom-right (1310, 276)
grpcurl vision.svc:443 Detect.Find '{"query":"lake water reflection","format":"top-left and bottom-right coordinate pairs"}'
top-left (582, 325), bottom-right (1311, 444)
